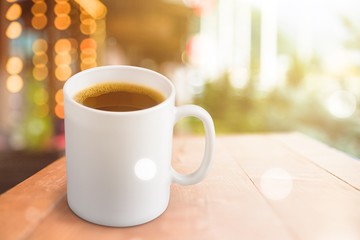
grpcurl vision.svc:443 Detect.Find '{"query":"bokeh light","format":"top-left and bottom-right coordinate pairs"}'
top-left (80, 38), bottom-right (97, 70)
top-left (260, 168), bottom-right (293, 201)
top-left (55, 53), bottom-right (71, 66)
top-left (31, 1), bottom-right (47, 15)
top-left (54, 14), bottom-right (71, 30)
top-left (33, 88), bottom-right (49, 106)
top-left (134, 158), bottom-right (157, 181)
top-left (31, 0), bottom-right (47, 30)
top-left (32, 14), bottom-right (48, 30)
top-left (27, 118), bottom-right (46, 136)
top-left (54, 0), bottom-right (71, 30)
top-left (6, 57), bottom-right (23, 75)
top-left (80, 18), bottom-right (97, 35)
top-left (32, 39), bottom-right (48, 81)
top-left (55, 65), bottom-right (72, 81)
top-left (54, 2), bottom-right (71, 15)
top-left (80, 48), bottom-right (97, 58)
top-left (55, 104), bottom-right (64, 119)
top-left (54, 38), bottom-right (72, 82)
top-left (6, 75), bottom-right (24, 93)
top-left (5, 3), bottom-right (22, 21)
top-left (55, 39), bottom-right (71, 53)
top-left (326, 90), bottom-right (357, 119)
top-left (80, 38), bottom-right (97, 50)
top-left (55, 89), bottom-right (64, 104)
top-left (6, 21), bottom-right (22, 39)
top-left (33, 66), bottom-right (48, 81)
top-left (32, 53), bottom-right (48, 66)
top-left (35, 105), bottom-right (50, 118)
top-left (32, 39), bottom-right (48, 53)
top-left (76, 0), bottom-right (107, 19)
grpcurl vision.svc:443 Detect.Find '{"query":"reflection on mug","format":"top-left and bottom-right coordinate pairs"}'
top-left (134, 158), bottom-right (157, 181)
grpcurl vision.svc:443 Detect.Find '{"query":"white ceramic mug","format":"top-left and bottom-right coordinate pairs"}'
top-left (63, 65), bottom-right (215, 227)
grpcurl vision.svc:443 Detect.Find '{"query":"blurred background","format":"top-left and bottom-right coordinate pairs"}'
top-left (0, 0), bottom-right (359, 192)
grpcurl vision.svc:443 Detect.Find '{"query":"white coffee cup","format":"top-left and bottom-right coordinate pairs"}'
top-left (63, 65), bottom-right (215, 227)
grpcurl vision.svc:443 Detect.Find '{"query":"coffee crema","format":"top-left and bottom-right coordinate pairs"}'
top-left (74, 82), bottom-right (165, 112)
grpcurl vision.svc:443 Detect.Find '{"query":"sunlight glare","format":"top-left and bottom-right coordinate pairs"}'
top-left (326, 90), bottom-right (356, 118)
top-left (260, 168), bottom-right (293, 201)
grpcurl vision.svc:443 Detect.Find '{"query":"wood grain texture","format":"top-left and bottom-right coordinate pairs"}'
top-left (1, 133), bottom-right (360, 240)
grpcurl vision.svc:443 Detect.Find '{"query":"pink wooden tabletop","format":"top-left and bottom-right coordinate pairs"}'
top-left (1, 133), bottom-right (360, 240)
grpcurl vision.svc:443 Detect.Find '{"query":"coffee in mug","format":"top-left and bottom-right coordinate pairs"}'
top-left (74, 82), bottom-right (165, 112)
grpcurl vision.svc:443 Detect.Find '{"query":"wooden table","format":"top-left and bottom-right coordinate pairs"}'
top-left (1, 133), bottom-right (360, 240)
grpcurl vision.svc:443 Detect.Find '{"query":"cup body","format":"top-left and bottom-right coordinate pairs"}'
top-left (64, 66), bottom-right (176, 226)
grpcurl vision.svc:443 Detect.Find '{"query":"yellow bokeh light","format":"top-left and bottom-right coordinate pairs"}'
top-left (6, 21), bottom-right (22, 39)
top-left (55, 53), bottom-right (72, 66)
top-left (33, 53), bottom-right (48, 66)
top-left (55, 89), bottom-right (64, 104)
top-left (75, 0), bottom-right (107, 19)
top-left (80, 12), bottom-right (90, 22)
top-left (32, 39), bottom-right (48, 53)
top-left (36, 104), bottom-right (50, 118)
top-left (80, 49), bottom-right (97, 61)
top-left (81, 57), bottom-right (96, 65)
top-left (32, 14), bottom-right (48, 30)
top-left (6, 3), bottom-right (22, 21)
top-left (80, 20), bottom-right (97, 35)
top-left (80, 62), bottom-right (97, 70)
top-left (33, 65), bottom-right (48, 81)
top-left (54, 14), bottom-right (71, 30)
top-left (31, 1), bottom-right (47, 15)
top-left (55, 39), bottom-right (71, 53)
top-left (81, 18), bottom-right (95, 26)
top-left (55, 65), bottom-right (72, 81)
top-left (6, 57), bottom-right (23, 75)
top-left (54, 2), bottom-right (71, 15)
top-left (33, 88), bottom-right (49, 105)
top-left (6, 75), bottom-right (24, 93)
top-left (55, 104), bottom-right (64, 119)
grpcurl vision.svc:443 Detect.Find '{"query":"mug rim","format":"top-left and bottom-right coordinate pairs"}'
top-left (63, 65), bottom-right (176, 115)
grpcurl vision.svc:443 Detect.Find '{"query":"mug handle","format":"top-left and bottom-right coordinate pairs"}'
top-left (171, 105), bottom-right (215, 185)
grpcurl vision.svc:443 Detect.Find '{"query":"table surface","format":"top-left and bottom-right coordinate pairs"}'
top-left (1, 132), bottom-right (360, 240)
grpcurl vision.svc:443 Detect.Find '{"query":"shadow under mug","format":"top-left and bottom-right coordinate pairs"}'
top-left (63, 65), bottom-right (215, 227)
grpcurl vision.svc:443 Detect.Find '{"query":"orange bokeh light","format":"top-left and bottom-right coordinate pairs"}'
top-left (33, 53), bottom-right (48, 66)
top-left (55, 104), bottom-right (64, 119)
top-left (80, 38), bottom-right (97, 50)
top-left (31, 1), bottom-right (47, 15)
top-left (6, 3), bottom-right (22, 21)
top-left (54, 14), bottom-right (71, 30)
top-left (80, 62), bottom-right (97, 70)
top-left (32, 14), bottom-right (48, 30)
top-left (55, 65), bottom-right (72, 81)
top-left (80, 21), bottom-right (97, 35)
top-left (33, 65), bottom-right (48, 81)
top-left (32, 39), bottom-right (48, 53)
top-left (55, 89), bottom-right (64, 104)
top-left (55, 53), bottom-right (71, 66)
top-left (54, 2), bottom-right (71, 15)
top-left (55, 39), bottom-right (71, 53)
